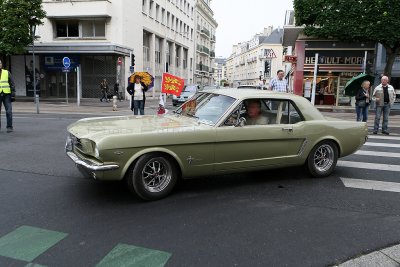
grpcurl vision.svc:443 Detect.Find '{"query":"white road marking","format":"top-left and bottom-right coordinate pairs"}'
top-left (364, 142), bottom-right (400, 148)
top-left (341, 178), bottom-right (400, 193)
top-left (337, 161), bottom-right (400, 172)
top-left (368, 135), bottom-right (400, 141)
top-left (355, 150), bottom-right (400, 158)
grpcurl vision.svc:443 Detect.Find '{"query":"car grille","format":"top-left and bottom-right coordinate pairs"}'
top-left (71, 134), bottom-right (83, 151)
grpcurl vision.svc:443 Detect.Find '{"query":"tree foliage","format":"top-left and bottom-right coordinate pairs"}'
top-left (294, 0), bottom-right (400, 77)
top-left (0, 0), bottom-right (46, 58)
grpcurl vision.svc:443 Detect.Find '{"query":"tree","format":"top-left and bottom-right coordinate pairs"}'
top-left (294, 0), bottom-right (400, 77)
top-left (0, 0), bottom-right (46, 61)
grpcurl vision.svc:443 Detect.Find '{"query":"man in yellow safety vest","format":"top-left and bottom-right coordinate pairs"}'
top-left (0, 59), bottom-right (16, 132)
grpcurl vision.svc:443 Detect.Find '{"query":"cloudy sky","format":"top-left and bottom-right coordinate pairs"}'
top-left (210, 0), bottom-right (294, 58)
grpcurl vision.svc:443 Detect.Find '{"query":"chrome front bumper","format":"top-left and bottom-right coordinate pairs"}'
top-left (66, 151), bottom-right (119, 172)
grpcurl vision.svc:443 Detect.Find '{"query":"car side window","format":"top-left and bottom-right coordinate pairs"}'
top-left (262, 99), bottom-right (304, 124)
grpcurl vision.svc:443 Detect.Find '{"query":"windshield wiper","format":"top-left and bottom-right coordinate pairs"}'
top-left (186, 113), bottom-right (199, 119)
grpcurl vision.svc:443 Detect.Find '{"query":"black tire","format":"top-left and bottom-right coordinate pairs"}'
top-left (307, 140), bottom-right (338, 178)
top-left (127, 153), bottom-right (179, 201)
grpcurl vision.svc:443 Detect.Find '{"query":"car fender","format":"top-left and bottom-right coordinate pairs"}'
top-left (307, 135), bottom-right (342, 158)
top-left (121, 147), bottom-right (185, 178)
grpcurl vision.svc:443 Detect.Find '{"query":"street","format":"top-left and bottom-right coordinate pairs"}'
top-left (0, 111), bottom-right (400, 267)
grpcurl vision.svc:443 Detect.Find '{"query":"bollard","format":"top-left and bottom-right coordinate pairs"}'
top-left (112, 95), bottom-right (118, 111)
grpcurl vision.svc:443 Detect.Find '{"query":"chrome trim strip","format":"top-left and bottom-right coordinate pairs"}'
top-left (297, 139), bottom-right (308, 156)
top-left (66, 151), bottom-right (119, 171)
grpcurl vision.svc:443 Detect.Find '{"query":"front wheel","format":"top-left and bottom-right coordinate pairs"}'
top-left (307, 140), bottom-right (338, 178)
top-left (127, 153), bottom-right (179, 201)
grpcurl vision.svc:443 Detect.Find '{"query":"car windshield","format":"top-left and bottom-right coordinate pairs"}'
top-left (183, 86), bottom-right (198, 92)
top-left (175, 93), bottom-right (236, 125)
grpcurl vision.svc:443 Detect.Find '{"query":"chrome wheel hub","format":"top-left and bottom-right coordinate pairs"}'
top-left (142, 158), bottom-right (172, 193)
top-left (314, 144), bottom-right (334, 173)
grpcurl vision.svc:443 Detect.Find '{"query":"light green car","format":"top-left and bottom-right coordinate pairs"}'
top-left (66, 89), bottom-right (368, 200)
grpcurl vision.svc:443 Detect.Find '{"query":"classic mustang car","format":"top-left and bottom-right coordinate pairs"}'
top-left (66, 89), bottom-right (368, 201)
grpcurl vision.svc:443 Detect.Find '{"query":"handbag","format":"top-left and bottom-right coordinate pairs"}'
top-left (358, 99), bottom-right (366, 107)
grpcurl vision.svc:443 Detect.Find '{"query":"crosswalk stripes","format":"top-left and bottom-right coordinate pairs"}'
top-left (339, 135), bottom-right (400, 193)
top-left (341, 178), bottom-right (400, 193)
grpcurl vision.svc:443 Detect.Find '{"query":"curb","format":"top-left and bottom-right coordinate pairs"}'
top-left (332, 244), bottom-right (400, 267)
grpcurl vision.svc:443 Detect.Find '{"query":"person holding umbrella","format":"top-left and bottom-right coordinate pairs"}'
top-left (355, 80), bottom-right (371, 122)
top-left (127, 75), bottom-right (148, 115)
top-left (372, 75), bottom-right (396, 135)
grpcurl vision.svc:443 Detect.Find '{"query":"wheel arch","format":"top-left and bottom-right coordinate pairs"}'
top-left (122, 148), bottom-right (184, 179)
top-left (310, 136), bottom-right (342, 158)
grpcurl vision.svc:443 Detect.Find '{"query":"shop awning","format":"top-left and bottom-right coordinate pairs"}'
top-left (26, 42), bottom-right (133, 56)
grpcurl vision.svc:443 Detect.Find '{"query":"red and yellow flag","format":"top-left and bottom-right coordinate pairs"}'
top-left (161, 73), bottom-right (185, 96)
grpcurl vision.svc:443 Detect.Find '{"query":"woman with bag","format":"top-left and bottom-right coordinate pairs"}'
top-left (355, 80), bottom-right (371, 122)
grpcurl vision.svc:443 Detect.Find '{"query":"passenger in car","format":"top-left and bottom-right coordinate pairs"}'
top-left (244, 99), bottom-right (269, 125)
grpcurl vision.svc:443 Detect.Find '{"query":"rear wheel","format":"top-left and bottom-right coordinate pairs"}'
top-left (307, 140), bottom-right (338, 178)
top-left (127, 153), bottom-right (178, 201)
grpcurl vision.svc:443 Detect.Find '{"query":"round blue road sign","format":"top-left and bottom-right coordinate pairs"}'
top-left (63, 57), bottom-right (71, 68)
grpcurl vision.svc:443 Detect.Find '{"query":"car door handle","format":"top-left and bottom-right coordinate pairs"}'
top-left (282, 126), bottom-right (293, 132)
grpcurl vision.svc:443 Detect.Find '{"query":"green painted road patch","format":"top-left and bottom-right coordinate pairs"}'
top-left (0, 225), bottom-right (67, 262)
top-left (96, 243), bottom-right (171, 267)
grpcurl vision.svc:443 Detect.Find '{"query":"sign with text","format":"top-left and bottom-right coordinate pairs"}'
top-left (161, 73), bottom-right (185, 96)
top-left (284, 55), bottom-right (297, 63)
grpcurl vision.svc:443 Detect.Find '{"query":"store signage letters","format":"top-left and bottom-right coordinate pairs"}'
top-left (305, 56), bottom-right (363, 65)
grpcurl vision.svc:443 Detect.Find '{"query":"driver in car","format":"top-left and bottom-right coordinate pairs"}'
top-left (244, 99), bottom-right (269, 125)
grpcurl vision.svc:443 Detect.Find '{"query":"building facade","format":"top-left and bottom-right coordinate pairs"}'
top-left (212, 57), bottom-right (226, 86)
top-left (194, 0), bottom-right (217, 86)
top-left (12, 0), bottom-right (217, 100)
top-left (225, 27), bottom-right (284, 88)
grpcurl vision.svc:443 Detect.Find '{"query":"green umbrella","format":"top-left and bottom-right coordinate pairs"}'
top-left (344, 73), bottom-right (375, 96)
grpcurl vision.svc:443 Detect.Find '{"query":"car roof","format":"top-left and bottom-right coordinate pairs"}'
top-left (203, 88), bottom-right (293, 99)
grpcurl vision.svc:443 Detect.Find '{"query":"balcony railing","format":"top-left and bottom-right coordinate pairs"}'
top-left (197, 45), bottom-right (210, 56)
top-left (211, 35), bottom-right (216, 43)
top-left (200, 27), bottom-right (210, 37)
top-left (196, 64), bottom-right (209, 72)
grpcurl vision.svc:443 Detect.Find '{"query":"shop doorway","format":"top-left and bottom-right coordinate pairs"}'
top-left (45, 71), bottom-right (76, 98)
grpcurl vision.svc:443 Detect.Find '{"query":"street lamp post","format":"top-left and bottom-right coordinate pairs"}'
top-left (30, 24), bottom-right (39, 114)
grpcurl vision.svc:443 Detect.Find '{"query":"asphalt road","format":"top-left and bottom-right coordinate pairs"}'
top-left (0, 114), bottom-right (400, 267)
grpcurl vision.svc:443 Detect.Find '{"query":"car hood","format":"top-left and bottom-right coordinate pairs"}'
top-left (67, 114), bottom-right (210, 142)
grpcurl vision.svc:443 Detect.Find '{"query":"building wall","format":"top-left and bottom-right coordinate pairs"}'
top-left (194, 0), bottom-right (217, 86)
top-left (225, 30), bottom-right (284, 88)
top-left (13, 0), bottom-right (215, 98)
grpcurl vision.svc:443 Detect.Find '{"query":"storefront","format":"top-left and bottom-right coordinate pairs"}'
top-left (11, 44), bottom-right (132, 99)
top-left (293, 40), bottom-right (375, 106)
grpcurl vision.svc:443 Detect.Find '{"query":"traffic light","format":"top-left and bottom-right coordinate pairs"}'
top-left (131, 54), bottom-right (135, 67)
top-left (264, 61), bottom-right (270, 75)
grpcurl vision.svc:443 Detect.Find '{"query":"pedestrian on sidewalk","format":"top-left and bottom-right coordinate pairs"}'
top-left (100, 78), bottom-right (109, 102)
top-left (355, 80), bottom-right (371, 122)
top-left (269, 70), bottom-right (288, 93)
top-left (127, 75), bottom-right (148, 115)
top-left (0, 59), bottom-right (16, 133)
top-left (372, 75), bottom-right (396, 135)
